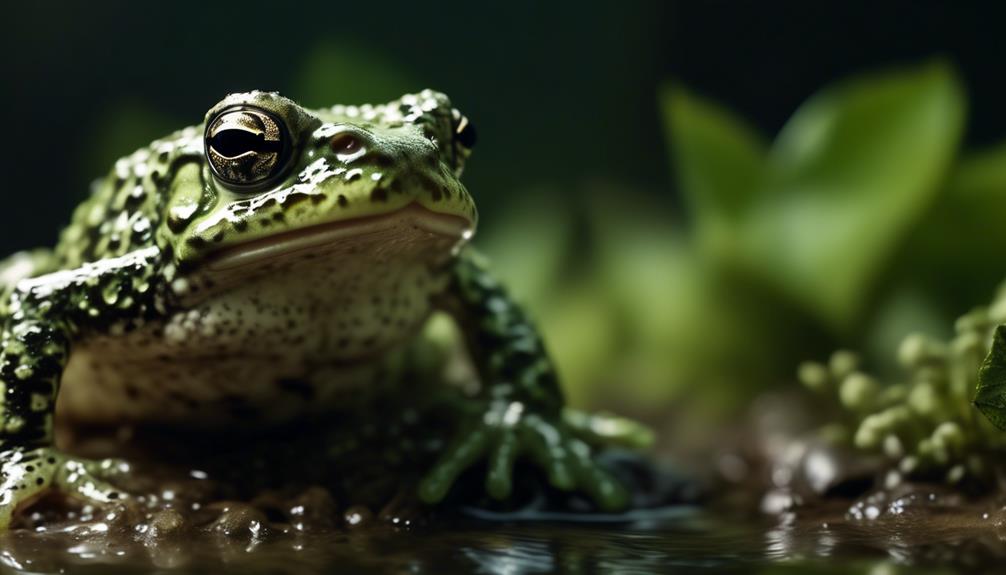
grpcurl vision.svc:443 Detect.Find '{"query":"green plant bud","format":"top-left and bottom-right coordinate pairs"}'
top-left (954, 308), bottom-right (989, 334)
top-left (880, 383), bottom-right (909, 404)
top-left (946, 464), bottom-right (965, 484)
top-left (854, 415), bottom-right (884, 449)
top-left (951, 331), bottom-right (984, 356)
top-left (883, 469), bottom-right (903, 490)
top-left (907, 381), bottom-right (938, 417)
top-left (898, 455), bottom-right (919, 475)
top-left (840, 372), bottom-right (878, 411)
top-left (898, 334), bottom-right (926, 367)
top-left (932, 421), bottom-right (965, 456)
top-left (883, 434), bottom-right (903, 459)
top-left (898, 333), bottom-right (945, 367)
top-left (797, 361), bottom-right (830, 392)
top-left (930, 441), bottom-right (950, 465)
top-left (882, 405), bottom-right (911, 426)
top-left (829, 350), bottom-right (859, 380)
top-left (988, 295), bottom-right (1006, 324)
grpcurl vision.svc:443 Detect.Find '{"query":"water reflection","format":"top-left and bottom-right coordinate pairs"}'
top-left (460, 533), bottom-right (553, 574)
top-left (2, 502), bottom-right (1006, 573)
top-left (0, 511), bottom-right (765, 574)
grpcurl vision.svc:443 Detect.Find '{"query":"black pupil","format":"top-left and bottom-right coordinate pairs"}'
top-left (211, 129), bottom-right (281, 158)
top-left (456, 121), bottom-right (477, 148)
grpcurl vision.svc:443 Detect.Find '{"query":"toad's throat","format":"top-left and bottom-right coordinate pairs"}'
top-left (203, 203), bottom-right (473, 272)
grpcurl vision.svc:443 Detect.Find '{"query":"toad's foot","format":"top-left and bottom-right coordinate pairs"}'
top-left (418, 401), bottom-right (654, 512)
top-left (560, 408), bottom-right (655, 450)
top-left (0, 447), bottom-right (130, 529)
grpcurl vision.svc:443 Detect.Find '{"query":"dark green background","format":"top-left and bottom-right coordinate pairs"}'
top-left (2, 1), bottom-right (1003, 252)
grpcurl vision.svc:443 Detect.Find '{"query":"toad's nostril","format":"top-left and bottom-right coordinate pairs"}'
top-left (331, 133), bottom-right (366, 163)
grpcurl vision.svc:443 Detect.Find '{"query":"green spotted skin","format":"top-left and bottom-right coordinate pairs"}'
top-left (448, 253), bottom-right (564, 411)
top-left (0, 90), bottom-right (650, 528)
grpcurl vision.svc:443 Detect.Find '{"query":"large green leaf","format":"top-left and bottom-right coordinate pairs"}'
top-left (660, 86), bottom-right (767, 260)
top-left (975, 325), bottom-right (1006, 429)
top-left (744, 61), bottom-right (965, 332)
top-left (479, 189), bottom-right (574, 307)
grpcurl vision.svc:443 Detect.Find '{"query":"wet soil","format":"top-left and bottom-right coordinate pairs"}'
top-left (4, 398), bottom-right (1006, 573)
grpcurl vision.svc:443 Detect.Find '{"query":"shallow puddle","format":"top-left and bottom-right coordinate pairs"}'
top-left (4, 409), bottom-right (1003, 573)
top-left (2, 501), bottom-right (1001, 574)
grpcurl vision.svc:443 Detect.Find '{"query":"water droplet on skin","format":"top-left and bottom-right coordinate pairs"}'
top-left (115, 159), bottom-right (131, 180)
top-left (102, 282), bottom-right (120, 305)
top-left (169, 202), bottom-right (200, 232)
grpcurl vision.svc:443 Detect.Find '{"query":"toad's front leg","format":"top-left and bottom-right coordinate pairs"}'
top-left (418, 249), bottom-right (653, 511)
top-left (0, 248), bottom-right (163, 528)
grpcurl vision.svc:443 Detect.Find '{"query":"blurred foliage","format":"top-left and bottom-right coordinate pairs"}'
top-left (486, 60), bottom-right (1006, 423)
top-left (665, 61), bottom-right (964, 335)
top-left (799, 288), bottom-right (1006, 487)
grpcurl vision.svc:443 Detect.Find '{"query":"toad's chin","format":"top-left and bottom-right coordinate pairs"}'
top-left (187, 203), bottom-right (473, 294)
top-left (206, 203), bottom-right (471, 271)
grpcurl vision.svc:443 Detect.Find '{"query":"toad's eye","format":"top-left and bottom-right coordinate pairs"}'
top-left (205, 107), bottom-right (289, 188)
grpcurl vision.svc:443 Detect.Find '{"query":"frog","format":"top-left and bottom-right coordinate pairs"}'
top-left (0, 90), bottom-right (652, 528)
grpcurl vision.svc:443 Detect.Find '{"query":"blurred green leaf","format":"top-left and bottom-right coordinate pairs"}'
top-left (862, 285), bottom-right (950, 370)
top-left (480, 189), bottom-right (575, 306)
top-left (538, 282), bottom-right (620, 407)
top-left (660, 86), bottom-right (767, 260)
top-left (893, 141), bottom-right (1006, 315)
top-left (744, 61), bottom-right (965, 331)
top-left (585, 192), bottom-right (804, 412)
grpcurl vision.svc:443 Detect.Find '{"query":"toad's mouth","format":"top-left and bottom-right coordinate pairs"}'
top-left (203, 203), bottom-right (473, 273)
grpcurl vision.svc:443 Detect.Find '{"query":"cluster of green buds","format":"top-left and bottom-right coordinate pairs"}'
top-left (798, 283), bottom-right (1006, 485)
